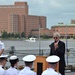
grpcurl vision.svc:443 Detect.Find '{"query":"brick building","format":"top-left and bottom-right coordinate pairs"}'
top-left (0, 2), bottom-right (46, 38)
top-left (50, 22), bottom-right (75, 38)
top-left (31, 28), bottom-right (50, 37)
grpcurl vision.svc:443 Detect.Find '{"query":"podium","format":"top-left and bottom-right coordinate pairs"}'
top-left (34, 56), bottom-right (59, 75)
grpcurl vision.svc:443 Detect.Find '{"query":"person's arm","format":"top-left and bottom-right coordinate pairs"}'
top-left (0, 43), bottom-right (5, 55)
top-left (49, 43), bottom-right (56, 55)
top-left (0, 49), bottom-right (4, 55)
top-left (49, 44), bottom-right (52, 55)
top-left (55, 42), bottom-right (65, 56)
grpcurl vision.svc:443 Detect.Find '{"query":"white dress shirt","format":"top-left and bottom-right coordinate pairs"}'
top-left (5, 67), bottom-right (19, 75)
top-left (18, 66), bottom-right (36, 75)
top-left (0, 65), bottom-right (6, 75)
top-left (41, 68), bottom-right (61, 75)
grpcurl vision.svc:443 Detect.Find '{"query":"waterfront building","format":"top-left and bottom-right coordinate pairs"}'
top-left (50, 21), bottom-right (75, 38)
top-left (0, 2), bottom-right (46, 38)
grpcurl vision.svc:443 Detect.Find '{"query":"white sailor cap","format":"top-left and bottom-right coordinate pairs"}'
top-left (23, 55), bottom-right (36, 62)
top-left (46, 55), bottom-right (60, 63)
top-left (0, 55), bottom-right (8, 58)
top-left (9, 55), bottom-right (18, 60)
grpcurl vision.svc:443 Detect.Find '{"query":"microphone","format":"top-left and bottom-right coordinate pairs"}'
top-left (55, 41), bottom-right (57, 43)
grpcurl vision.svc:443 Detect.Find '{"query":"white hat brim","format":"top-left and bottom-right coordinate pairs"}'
top-left (23, 55), bottom-right (36, 62)
top-left (9, 55), bottom-right (18, 60)
top-left (46, 55), bottom-right (60, 63)
top-left (0, 55), bottom-right (8, 58)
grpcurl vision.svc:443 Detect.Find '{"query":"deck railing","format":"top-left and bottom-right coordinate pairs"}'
top-left (3, 48), bottom-right (75, 69)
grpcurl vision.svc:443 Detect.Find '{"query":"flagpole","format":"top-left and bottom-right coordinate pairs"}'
top-left (66, 24), bottom-right (68, 66)
top-left (39, 17), bottom-right (41, 55)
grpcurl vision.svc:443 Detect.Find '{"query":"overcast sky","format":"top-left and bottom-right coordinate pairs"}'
top-left (0, 0), bottom-right (75, 29)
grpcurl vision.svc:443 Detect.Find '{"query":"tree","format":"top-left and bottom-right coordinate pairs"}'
top-left (11, 33), bottom-right (14, 38)
top-left (21, 32), bottom-right (25, 38)
top-left (14, 33), bottom-right (20, 38)
top-left (1, 31), bottom-right (8, 38)
top-left (8, 33), bottom-right (11, 38)
top-left (41, 34), bottom-right (49, 39)
top-left (73, 35), bottom-right (75, 39)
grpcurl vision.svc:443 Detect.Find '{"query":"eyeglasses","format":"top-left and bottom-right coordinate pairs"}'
top-left (54, 37), bottom-right (58, 39)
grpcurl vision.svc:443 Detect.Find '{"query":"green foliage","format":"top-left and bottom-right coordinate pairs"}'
top-left (21, 32), bottom-right (25, 38)
top-left (1, 31), bottom-right (8, 38)
top-left (8, 33), bottom-right (11, 37)
top-left (41, 34), bottom-right (50, 39)
top-left (14, 33), bottom-right (20, 38)
top-left (28, 35), bottom-right (32, 38)
top-left (1, 31), bottom-right (26, 39)
top-left (11, 33), bottom-right (14, 37)
top-left (73, 35), bottom-right (75, 39)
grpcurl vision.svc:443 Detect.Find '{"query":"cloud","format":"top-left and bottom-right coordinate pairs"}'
top-left (49, 0), bottom-right (62, 7)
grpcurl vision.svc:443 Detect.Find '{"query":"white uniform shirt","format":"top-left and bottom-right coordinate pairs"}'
top-left (0, 65), bottom-right (6, 75)
top-left (0, 41), bottom-right (5, 51)
top-left (41, 68), bottom-right (61, 75)
top-left (5, 67), bottom-right (19, 75)
top-left (18, 66), bottom-right (36, 75)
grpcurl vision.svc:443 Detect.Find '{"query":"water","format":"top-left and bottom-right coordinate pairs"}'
top-left (2, 39), bottom-right (75, 50)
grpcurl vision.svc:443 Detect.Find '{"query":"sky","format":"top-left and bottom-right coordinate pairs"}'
top-left (0, 0), bottom-right (75, 29)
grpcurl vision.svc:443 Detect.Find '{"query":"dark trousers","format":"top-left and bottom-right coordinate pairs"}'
top-left (59, 67), bottom-right (65, 75)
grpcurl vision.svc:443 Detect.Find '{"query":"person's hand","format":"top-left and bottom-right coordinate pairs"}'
top-left (54, 42), bottom-right (58, 50)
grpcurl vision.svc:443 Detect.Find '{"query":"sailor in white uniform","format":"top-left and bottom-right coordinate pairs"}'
top-left (0, 41), bottom-right (5, 55)
top-left (6, 55), bottom-right (19, 75)
top-left (0, 55), bottom-right (8, 75)
top-left (41, 55), bottom-right (61, 75)
top-left (18, 55), bottom-right (36, 75)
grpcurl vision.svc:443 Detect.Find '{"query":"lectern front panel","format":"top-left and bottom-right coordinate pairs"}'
top-left (37, 63), bottom-right (43, 75)
top-left (34, 56), bottom-right (59, 75)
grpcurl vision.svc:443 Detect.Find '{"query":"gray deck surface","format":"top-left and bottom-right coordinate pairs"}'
top-left (65, 72), bottom-right (75, 75)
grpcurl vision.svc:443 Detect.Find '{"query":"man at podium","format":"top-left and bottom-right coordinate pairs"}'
top-left (41, 55), bottom-right (61, 75)
top-left (49, 32), bottom-right (65, 75)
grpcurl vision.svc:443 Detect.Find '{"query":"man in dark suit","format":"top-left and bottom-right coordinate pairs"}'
top-left (49, 32), bottom-right (66, 75)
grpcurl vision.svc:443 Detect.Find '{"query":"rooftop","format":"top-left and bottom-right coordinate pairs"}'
top-left (52, 24), bottom-right (75, 27)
